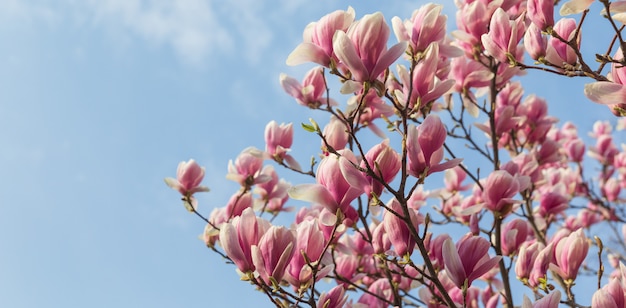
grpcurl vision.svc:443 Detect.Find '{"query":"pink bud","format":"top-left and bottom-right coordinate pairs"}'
top-left (551, 228), bottom-right (589, 281)
top-left (265, 121), bottom-right (293, 159)
top-left (545, 18), bottom-right (579, 66)
top-left (321, 116), bottom-right (349, 154)
top-left (527, 0), bottom-right (554, 30)
top-left (516, 241), bottom-right (543, 283)
top-left (564, 139), bottom-right (585, 162)
top-left (280, 67), bottom-right (334, 109)
top-left (285, 220), bottom-right (327, 288)
top-left (383, 198), bottom-right (420, 257)
top-left (603, 177), bottom-right (621, 202)
top-left (362, 140), bottom-right (401, 197)
top-left (592, 279), bottom-right (625, 308)
top-left (529, 243), bottom-right (554, 288)
top-left (252, 225), bottom-right (297, 285)
top-left (164, 159), bottom-right (210, 197)
top-left (524, 23), bottom-right (548, 60)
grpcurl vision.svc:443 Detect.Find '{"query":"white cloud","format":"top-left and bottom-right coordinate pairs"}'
top-left (86, 0), bottom-right (234, 67)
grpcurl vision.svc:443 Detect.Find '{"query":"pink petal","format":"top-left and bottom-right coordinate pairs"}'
top-left (370, 41), bottom-right (408, 80)
top-left (443, 238), bottom-right (466, 287)
top-left (333, 31), bottom-right (368, 81)
top-left (288, 184), bottom-right (338, 211)
top-left (286, 43), bottom-right (329, 66)
top-left (560, 0), bottom-right (594, 15)
top-left (584, 82), bottom-right (626, 105)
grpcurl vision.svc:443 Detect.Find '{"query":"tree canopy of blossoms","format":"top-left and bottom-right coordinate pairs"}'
top-left (166, 1), bottom-right (626, 307)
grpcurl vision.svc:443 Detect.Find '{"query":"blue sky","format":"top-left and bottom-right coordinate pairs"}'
top-left (0, 0), bottom-right (619, 307)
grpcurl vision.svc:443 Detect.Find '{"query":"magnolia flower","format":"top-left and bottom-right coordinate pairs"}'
top-left (522, 290), bottom-right (562, 308)
top-left (585, 48), bottom-right (626, 115)
top-left (317, 285), bottom-right (348, 308)
top-left (527, 0), bottom-right (554, 30)
top-left (442, 234), bottom-right (501, 289)
top-left (481, 8), bottom-right (525, 64)
top-left (333, 12), bottom-right (407, 82)
top-left (252, 225), bottom-right (297, 286)
top-left (288, 149), bottom-right (368, 218)
top-left (592, 279), bottom-right (625, 308)
top-left (219, 208), bottom-right (271, 274)
top-left (286, 7), bottom-right (355, 67)
top-left (550, 228), bottom-right (589, 281)
top-left (407, 114), bottom-right (462, 177)
top-left (164, 159), bottom-right (209, 197)
top-left (164, 159), bottom-right (210, 211)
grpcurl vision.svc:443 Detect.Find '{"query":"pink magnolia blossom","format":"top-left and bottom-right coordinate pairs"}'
top-left (527, 0), bottom-right (554, 30)
top-left (253, 166), bottom-right (291, 213)
top-left (219, 208), bottom-right (270, 274)
top-left (383, 198), bottom-right (420, 257)
top-left (426, 233), bottom-right (452, 271)
top-left (524, 23), bottom-right (548, 61)
top-left (444, 166), bottom-right (472, 192)
top-left (522, 290), bottom-right (562, 308)
top-left (480, 8), bottom-right (525, 64)
top-left (333, 12), bottom-right (407, 82)
top-left (288, 149), bottom-right (368, 218)
top-left (226, 147), bottom-right (271, 188)
top-left (442, 234), bottom-right (502, 289)
top-left (317, 285), bottom-right (348, 308)
top-left (481, 170), bottom-right (527, 216)
top-left (407, 114), bottom-right (462, 177)
top-left (361, 140), bottom-right (401, 197)
top-left (501, 219), bottom-right (532, 256)
top-left (285, 219), bottom-right (329, 289)
top-left (164, 159), bottom-right (209, 197)
top-left (321, 116), bottom-right (349, 154)
top-left (286, 7), bottom-right (355, 67)
top-left (529, 243), bottom-right (554, 288)
top-left (395, 43), bottom-right (455, 109)
top-left (252, 225), bottom-right (297, 286)
top-left (585, 48), bottom-right (626, 115)
top-left (357, 278), bottom-right (394, 307)
top-left (264, 121), bottom-right (294, 162)
top-left (371, 221), bottom-right (391, 254)
top-left (603, 177), bottom-right (621, 202)
top-left (391, 3), bottom-right (456, 55)
top-left (550, 228), bottom-right (589, 281)
top-left (592, 278), bottom-right (625, 308)
top-left (545, 18), bottom-right (579, 66)
top-left (516, 241), bottom-right (543, 284)
top-left (280, 67), bottom-right (334, 109)
top-left (453, 1), bottom-right (492, 53)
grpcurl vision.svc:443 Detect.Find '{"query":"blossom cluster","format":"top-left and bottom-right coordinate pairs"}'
top-left (167, 1), bottom-right (626, 307)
